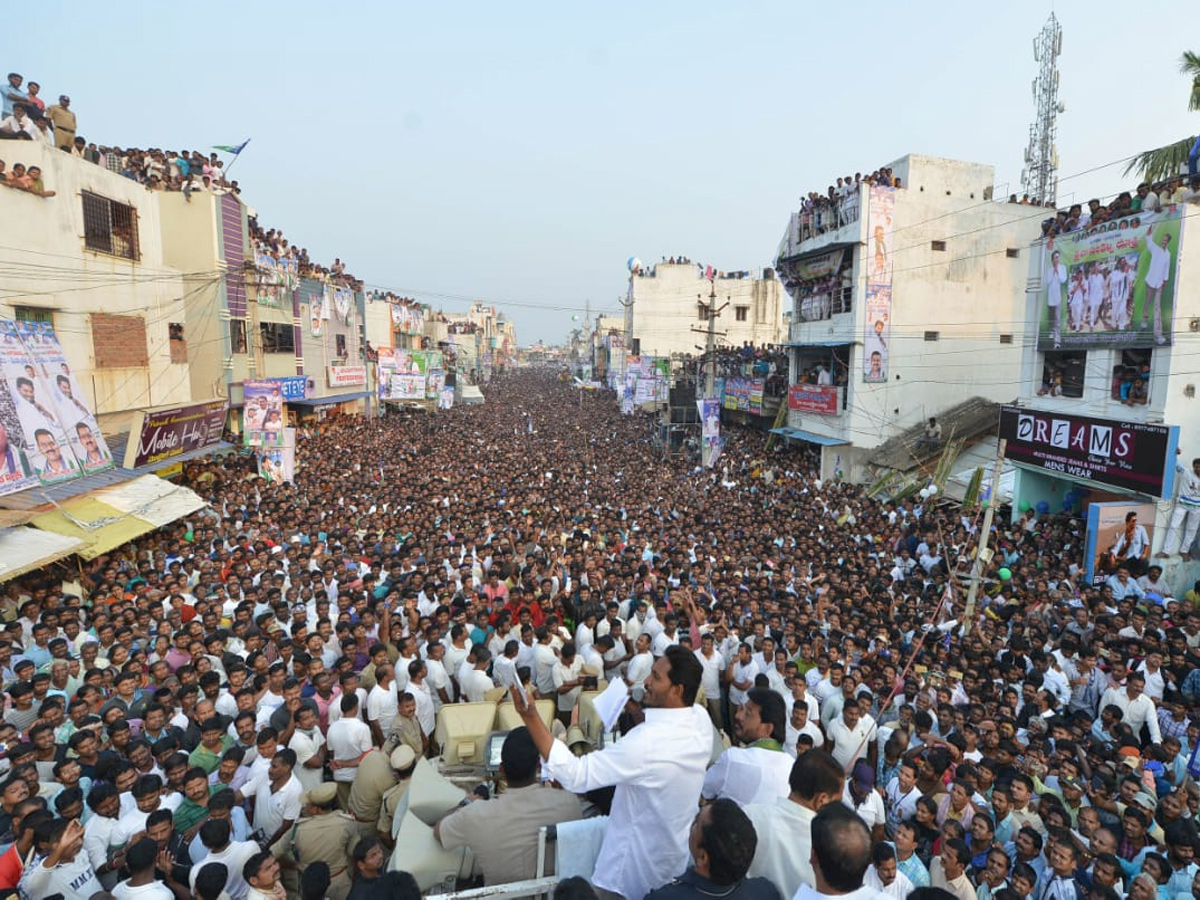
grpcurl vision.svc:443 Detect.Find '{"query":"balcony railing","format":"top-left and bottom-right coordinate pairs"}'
top-left (778, 193), bottom-right (861, 258)
top-left (797, 286), bottom-right (853, 322)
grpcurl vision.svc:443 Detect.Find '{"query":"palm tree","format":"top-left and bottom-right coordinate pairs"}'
top-left (1124, 51), bottom-right (1200, 182)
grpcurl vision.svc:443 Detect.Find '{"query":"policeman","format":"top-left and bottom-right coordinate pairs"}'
top-left (291, 782), bottom-right (360, 900)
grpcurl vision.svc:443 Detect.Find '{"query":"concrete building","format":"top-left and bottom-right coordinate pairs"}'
top-left (627, 262), bottom-right (784, 360)
top-left (0, 141), bottom-right (195, 433)
top-left (1007, 196), bottom-right (1200, 592)
top-left (775, 154), bottom-right (1044, 483)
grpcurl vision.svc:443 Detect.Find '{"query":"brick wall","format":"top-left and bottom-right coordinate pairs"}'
top-left (91, 313), bottom-right (149, 368)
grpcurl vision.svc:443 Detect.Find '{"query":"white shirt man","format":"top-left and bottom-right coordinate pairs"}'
top-left (1099, 676), bottom-right (1161, 744)
top-left (327, 706), bottom-right (373, 784)
top-left (695, 645), bottom-right (725, 704)
top-left (826, 707), bottom-right (878, 771)
top-left (552, 655), bottom-right (584, 714)
top-left (366, 680), bottom-right (398, 736)
top-left (625, 640), bottom-right (654, 702)
top-left (287, 724), bottom-right (326, 793)
top-left (539, 691), bottom-right (712, 900)
top-left (461, 662), bottom-right (495, 703)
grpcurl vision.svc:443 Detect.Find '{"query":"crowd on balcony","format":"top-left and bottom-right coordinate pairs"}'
top-left (250, 220), bottom-right (364, 292)
top-left (1036, 175), bottom-right (1200, 239)
top-left (637, 257), bottom-right (760, 281)
top-left (796, 167), bottom-right (903, 242)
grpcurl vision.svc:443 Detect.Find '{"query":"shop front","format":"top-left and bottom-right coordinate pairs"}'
top-left (1000, 405), bottom-right (1179, 587)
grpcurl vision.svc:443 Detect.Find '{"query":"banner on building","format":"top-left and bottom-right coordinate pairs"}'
top-left (242, 380), bottom-right (286, 448)
top-left (253, 250), bottom-right (297, 309)
top-left (1037, 206), bottom-right (1185, 350)
top-left (791, 249), bottom-right (845, 282)
top-left (722, 378), bottom-right (765, 413)
top-left (0, 320), bottom-right (109, 490)
top-left (788, 384), bottom-right (840, 415)
top-left (391, 373), bottom-right (425, 399)
top-left (332, 287), bottom-right (354, 325)
top-left (17, 321), bottom-right (114, 474)
top-left (1084, 501), bottom-right (1156, 587)
top-left (310, 289), bottom-right (330, 336)
top-left (327, 365), bottom-right (366, 388)
top-left (426, 370), bottom-right (445, 400)
top-left (124, 399), bottom-right (228, 469)
top-left (863, 185), bottom-right (895, 382)
top-left (998, 405), bottom-right (1179, 497)
top-left (258, 427), bottom-right (296, 484)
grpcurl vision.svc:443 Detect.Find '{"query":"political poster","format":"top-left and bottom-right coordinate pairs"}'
top-left (1085, 501), bottom-right (1155, 587)
top-left (258, 427), bottom-right (296, 484)
top-left (391, 373), bottom-right (425, 399)
top-left (1037, 206), bottom-right (1184, 350)
top-left (863, 186), bottom-right (895, 382)
top-left (242, 380), bottom-right (286, 448)
top-left (426, 370), bottom-right (445, 400)
top-left (16, 321), bottom-right (114, 474)
top-left (0, 320), bottom-right (81, 486)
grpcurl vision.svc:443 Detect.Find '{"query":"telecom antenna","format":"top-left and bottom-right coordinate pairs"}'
top-left (1020, 13), bottom-right (1064, 206)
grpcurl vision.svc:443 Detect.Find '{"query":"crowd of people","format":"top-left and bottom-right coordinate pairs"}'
top-left (796, 168), bottom-right (904, 242)
top-left (1036, 176), bottom-right (1200, 239)
top-left (0, 372), bottom-right (1197, 900)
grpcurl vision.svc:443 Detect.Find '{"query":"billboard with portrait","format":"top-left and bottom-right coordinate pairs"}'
top-left (1037, 207), bottom-right (1184, 350)
top-left (242, 380), bottom-right (286, 448)
top-left (0, 320), bottom-right (81, 486)
top-left (863, 185), bottom-right (895, 382)
top-left (1085, 501), bottom-right (1155, 586)
top-left (17, 320), bottom-right (114, 474)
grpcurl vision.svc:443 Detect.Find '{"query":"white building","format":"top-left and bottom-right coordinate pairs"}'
top-left (776, 154), bottom-right (1045, 483)
top-left (628, 262), bottom-right (784, 359)
top-left (1007, 194), bottom-right (1200, 592)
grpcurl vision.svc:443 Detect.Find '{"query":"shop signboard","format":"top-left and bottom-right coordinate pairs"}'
top-left (998, 405), bottom-right (1178, 498)
top-left (788, 384), bottom-right (840, 415)
top-left (125, 400), bottom-right (228, 469)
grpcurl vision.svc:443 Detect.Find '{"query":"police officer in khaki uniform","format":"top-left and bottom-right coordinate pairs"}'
top-left (377, 745), bottom-right (417, 848)
top-left (346, 745), bottom-right (416, 839)
top-left (291, 782), bottom-right (360, 900)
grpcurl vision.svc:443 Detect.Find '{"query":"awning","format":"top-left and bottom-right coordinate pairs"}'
top-left (0, 528), bottom-right (87, 583)
top-left (288, 390), bottom-right (372, 406)
top-left (782, 340), bottom-right (854, 348)
top-left (769, 427), bottom-right (849, 446)
top-left (31, 474), bottom-right (208, 560)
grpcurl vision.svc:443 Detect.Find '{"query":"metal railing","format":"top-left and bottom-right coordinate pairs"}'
top-left (797, 286), bottom-right (854, 321)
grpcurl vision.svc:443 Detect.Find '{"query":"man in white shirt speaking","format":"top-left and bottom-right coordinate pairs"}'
top-left (511, 644), bottom-right (712, 900)
top-left (702, 687), bottom-right (792, 807)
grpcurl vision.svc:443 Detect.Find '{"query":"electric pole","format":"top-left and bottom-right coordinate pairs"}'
top-left (693, 280), bottom-right (727, 469)
top-left (963, 438), bottom-right (1007, 635)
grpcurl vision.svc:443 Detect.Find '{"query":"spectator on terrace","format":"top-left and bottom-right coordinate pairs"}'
top-left (46, 95), bottom-right (74, 150)
top-left (32, 116), bottom-right (53, 146)
top-left (24, 82), bottom-right (45, 118)
top-left (2, 73), bottom-right (28, 117)
top-left (0, 105), bottom-right (36, 140)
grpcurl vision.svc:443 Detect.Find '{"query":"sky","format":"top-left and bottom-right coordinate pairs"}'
top-left (23, 1), bottom-right (1198, 345)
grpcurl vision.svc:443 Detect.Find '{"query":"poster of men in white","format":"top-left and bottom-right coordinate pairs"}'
top-left (16, 321), bottom-right (113, 473)
top-left (0, 320), bottom-right (79, 485)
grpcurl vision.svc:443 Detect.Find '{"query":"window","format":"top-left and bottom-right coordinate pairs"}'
top-left (697, 303), bottom-right (708, 321)
top-left (13, 306), bottom-right (53, 324)
top-left (230, 320), bottom-right (248, 354)
top-left (1006, 248), bottom-right (1021, 259)
top-left (999, 333), bottom-right (1014, 344)
top-left (924, 331), bottom-right (939, 342)
top-left (1111, 348), bottom-right (1151, 404)
top-left (82, 191), bottom-right (139, 260)
top-left (260, 322), bottom-right (294, 354)
top-left (931, 240), bottom-right (947, 251)
top-left (1038, 350), bottom-right (1086, 399)
top-left (168, 323), bottom-right (187, 364)
top-left (735, 306), bottom-right (748, 322)
top-left (335, 334), bottom-right (347, 359)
